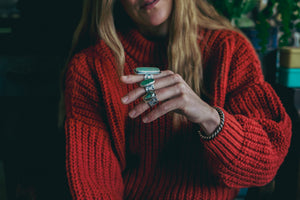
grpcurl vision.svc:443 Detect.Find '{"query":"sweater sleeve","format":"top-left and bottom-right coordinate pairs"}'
top-left (202, 32), bottom-right (292, 188)
top-left (64, 53), bottom-right (124, 199)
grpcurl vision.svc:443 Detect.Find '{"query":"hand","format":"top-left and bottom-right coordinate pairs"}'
top-left (120, 70), bottom-right (220, 135)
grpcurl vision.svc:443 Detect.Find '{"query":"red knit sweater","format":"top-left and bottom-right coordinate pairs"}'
top-left (64, 28), bottom-right (292, 200)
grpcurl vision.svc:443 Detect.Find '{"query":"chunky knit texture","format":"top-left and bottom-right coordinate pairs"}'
top-left (64, 28), bottom-right (292, 200)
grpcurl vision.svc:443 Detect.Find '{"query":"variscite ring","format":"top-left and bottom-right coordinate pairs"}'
top-left (143, 91), bottom-right (159, 107)
top-left (134, 67), bottom-right (161, 75)
top-left (140, 78), bottom-right (155, 87)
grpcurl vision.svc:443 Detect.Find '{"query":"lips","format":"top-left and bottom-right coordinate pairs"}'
top-left (141, 0), bottom-right (158, 9)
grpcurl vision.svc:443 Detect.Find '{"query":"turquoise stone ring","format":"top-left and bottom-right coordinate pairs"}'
top-left (136, 67), bottom-right (159, 107)
top-left (143, 91), bottom-right (158, 107)
top-left (134, 67), bottom-right (161, 75)
top-left (143, 91), bottom-right (156, 101)
top-left (140, 78), bottom-right (155, 87)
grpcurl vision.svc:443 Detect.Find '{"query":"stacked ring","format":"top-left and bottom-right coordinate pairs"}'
top-left (135, 67), bottom-right (161, 108)
top-left (143, 91), bottom-right (159, 107)
top-left (140, 79), bottom-right (158, 107)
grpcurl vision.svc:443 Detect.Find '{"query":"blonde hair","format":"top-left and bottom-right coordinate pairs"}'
top-left (58, 0), bottom-right (236, 127)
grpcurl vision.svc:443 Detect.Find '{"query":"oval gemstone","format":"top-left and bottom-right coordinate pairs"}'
top-left (143, 92), bottom-right (156, 101)
top-left (140, 79), bottom-right (155, 87)
top-left (134, 67), bottom-right (161, 74)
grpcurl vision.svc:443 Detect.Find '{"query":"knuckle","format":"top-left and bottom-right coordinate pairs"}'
top-left (180, 93), bottom-right (189, 103)
top-left (176, 82), bottom-right (186, 93)
top-left (129, 90), bottom-right (139, 101)
top-left (135, 106), bottom-right (142, 114)
top-left (132, 90), bottom-right (139, 97)
top-left (127, 74), bottom-right (135, 81)
top-left (172, 73), bottom-right (183, 82)
top-left (137, 87), bottom-right (144, 96)
top-left (165, 70), bottom-right (174, 75)
top-left (160, 104), bottom-right (169, 112)
top-left (136, 104), bottom-right (146, 113)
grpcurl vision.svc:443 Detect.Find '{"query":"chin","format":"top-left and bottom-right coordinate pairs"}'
top-left (146, 14), bottom-right (169, 27)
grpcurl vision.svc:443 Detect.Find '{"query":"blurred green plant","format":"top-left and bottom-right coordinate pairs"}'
top-left (211, 0), bottom-right (259, 27)
top-left (210, 0), bottom-right (300, 51)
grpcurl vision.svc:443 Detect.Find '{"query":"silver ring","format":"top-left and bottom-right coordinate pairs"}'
top-left (145, 84), bottom-right (155, 93)
top-left (144, 74), bottom-right (154, 80)
top-left (147, 96), bottom-right (159, 107)
top-left (143, 91), bottom-right (159, 107)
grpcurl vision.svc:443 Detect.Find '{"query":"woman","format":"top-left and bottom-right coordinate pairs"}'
top-left (61, 0), bottom-right (292, 199)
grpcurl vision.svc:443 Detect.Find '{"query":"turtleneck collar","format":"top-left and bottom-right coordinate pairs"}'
top-left (119, 29), bottom-right (168, 66)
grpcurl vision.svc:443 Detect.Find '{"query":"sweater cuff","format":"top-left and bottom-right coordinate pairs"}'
top-left (201, 108), bottom-right (245, 166)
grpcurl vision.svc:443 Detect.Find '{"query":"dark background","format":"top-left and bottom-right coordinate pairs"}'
top-left (0, 0), bottom-right (300, 200)
top-left (0, 0), bottom-right (81, 199)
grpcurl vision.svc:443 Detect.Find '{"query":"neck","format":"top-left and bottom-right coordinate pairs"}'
top-left (137, 19), bottom-right (170, 41)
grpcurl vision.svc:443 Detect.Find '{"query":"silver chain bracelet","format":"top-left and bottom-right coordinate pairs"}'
top-left (197, 106), bottom-right (225, 140)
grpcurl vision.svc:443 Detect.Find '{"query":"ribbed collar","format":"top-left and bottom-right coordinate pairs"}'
top-left (119, 29), bottom-right (168, 66)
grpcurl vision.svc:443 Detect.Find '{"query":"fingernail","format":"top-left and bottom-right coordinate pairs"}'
top-left (121, 96), bottom-right (128, 103)
top-left (129, 110), bottom-right (136, 118)
top-left (121, 75), bottom-right (128, 80)
top-left (143, 117), bottom-right (149, 123)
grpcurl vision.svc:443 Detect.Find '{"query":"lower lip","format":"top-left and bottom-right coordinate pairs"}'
top-left (141, 0), bottom-right (159, 10)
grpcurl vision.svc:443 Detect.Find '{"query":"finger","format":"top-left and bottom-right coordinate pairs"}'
top-left (121, 74), bottom-right (184, 104)
top-left (140, 83), bottom-right (187, 121)
top-left (142, 96), bottom-right (184, 123)
top-left (120, 70), bottom-right (174, 84)
top-left (127, 82), bottom-right (186, 118)
top-left (121, 87), bottom-right (145, 104)
top-left (154, 82), bottom-right (186, 103)
top-left (128, 100), bottom-right (150, 118)
top-left (153, 73), bottom-right (184, 92)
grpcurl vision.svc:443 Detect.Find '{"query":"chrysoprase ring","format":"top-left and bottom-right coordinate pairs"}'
top-left (140, 78), bottom-right (155, 88)
top-left (143, 91), bottom-right (159, 107)
top-left (134, 67), bottom-right (161, 75)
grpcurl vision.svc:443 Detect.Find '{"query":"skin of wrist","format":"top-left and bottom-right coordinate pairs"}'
top-left (197, 107), bottom-right (220, 136)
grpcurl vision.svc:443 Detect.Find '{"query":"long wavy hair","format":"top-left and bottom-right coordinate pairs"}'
top-left (58, 0), bottom-right (236, 127)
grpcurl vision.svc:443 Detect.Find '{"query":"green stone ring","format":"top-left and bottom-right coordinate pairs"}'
top-left (134, 67), bottom-right (161, 75)
top-left (143, 91), bottom-right (156, 101)
top-left (147, 96), bottom-right (159, 107)
top-left (140, 78), bottom-right (155, 87)
top-left (143, 91), bottom-right (158, 107)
